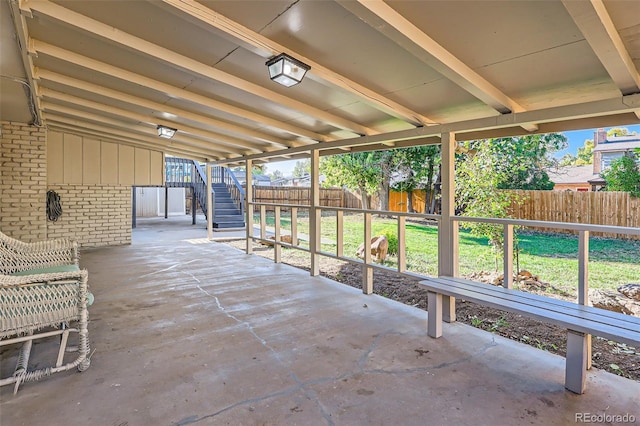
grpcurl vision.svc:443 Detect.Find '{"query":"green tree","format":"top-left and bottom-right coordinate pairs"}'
top-left (321, 152), bottom-right (383, 209)
top-left (455, 146), bottom-right (520, 268)
top-left (292, 159), bottom-right (310, 178)
top-left (601, 154), bottom-right (640, 197)
top-left (268, 169), bottom-right (284, 181)
top-left (575, 139), bottom-right (594, 165)
top-left (392, 145), bottom-right (440, 212)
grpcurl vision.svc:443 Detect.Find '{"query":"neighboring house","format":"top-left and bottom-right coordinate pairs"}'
top-left (549, 129), bottom-right (640, 191)
top-left (272, 174), bottom-right (326, 187)
top-left (548, 165), bottom-right (595, 192)
top-left (232, 171), bottom-right (272, 186)
top-left (593, 129), bottom-right (640, 173)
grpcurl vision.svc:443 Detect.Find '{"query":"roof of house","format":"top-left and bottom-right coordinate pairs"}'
top-left (547, 165), bottom-right (597, 185)
top-left (593, 135), bottom-right (640, 153)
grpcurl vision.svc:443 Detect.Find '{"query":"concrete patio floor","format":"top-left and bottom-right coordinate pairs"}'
top-left (1, 216), bottom-right (639, 425)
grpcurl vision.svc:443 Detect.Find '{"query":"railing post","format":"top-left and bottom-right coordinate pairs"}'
top-left (503, 224), bottom-right (514, 289)
top-left (245, 159), bottom-right (254, 254)
top-left (274, 206), bottom-right (281, 263)
top-left (363, 211), bottom-right (373, 294)
top-left (398, 215), bottom-right (406, 273)
top-left (579, 230), bottom-right (592, 369)
top-left (336, 210), bottom-right (344, 258)
top-left (291, 207), bottom-right (298, 246)
top-left (191, 187), bottom-right (196, 225)
top-left (260, 205), bottom-right (266, 241)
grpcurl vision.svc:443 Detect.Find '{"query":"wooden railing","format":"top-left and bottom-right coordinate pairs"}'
top-left (248, 201), bottom-right (640, 308)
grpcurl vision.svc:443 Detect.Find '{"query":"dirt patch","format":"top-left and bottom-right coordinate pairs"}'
top-left (222, 240), bottom-right (640, 382)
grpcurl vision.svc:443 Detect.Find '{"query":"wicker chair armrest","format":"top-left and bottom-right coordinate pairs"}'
top-left (0, 269), bottom-right (88, 287)
top-left (0, 233), bottom-right (79, 274)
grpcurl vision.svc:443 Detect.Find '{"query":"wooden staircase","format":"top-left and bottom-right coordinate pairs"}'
top-left (165, 157), bottom-right (245, 229)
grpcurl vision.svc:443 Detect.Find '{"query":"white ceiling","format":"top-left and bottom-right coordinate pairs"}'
top-left (2, 0), bottom-right (640, 164)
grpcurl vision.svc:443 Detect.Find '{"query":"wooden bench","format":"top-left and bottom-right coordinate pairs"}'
top-left (419, 276), bottom-right (640, 394)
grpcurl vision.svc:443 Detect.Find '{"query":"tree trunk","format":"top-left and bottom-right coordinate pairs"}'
top-left (378, 180), bottom-right (390, 212)
top-left (359, 186), bottom-right (369, 210)
top-left (407, 189), bottom-right (414, 213)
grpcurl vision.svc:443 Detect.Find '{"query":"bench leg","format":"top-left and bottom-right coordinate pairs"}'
top-left (565, 330), bottom-right (588, 394)
top-left (427, 291), bottom-right (443, 338)
top-left (443, 295), bottom-right (456, 323)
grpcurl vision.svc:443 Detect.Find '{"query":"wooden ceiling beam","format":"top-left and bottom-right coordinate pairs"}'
top-left (31, 40), bottom-right (329, 143)
top-left (562, 0), bottom-right (640, 95)
top-left (160, 0), bottom-right (437, 127)
top-left (41, 98), bottom-right (263, 155)
top-left (339, 0), bottom-right (539, 133)
top-left (24, 0), bottom-right (375, 136)
top-left (36, 69), bottom-right (298, 149)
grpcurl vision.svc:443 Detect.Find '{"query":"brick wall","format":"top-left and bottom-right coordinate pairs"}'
top-left (46, 185), bottom-right (132, 247)
top-left (0, 122), bottom-right (47, 241)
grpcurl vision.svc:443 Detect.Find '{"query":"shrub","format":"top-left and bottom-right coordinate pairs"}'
top-left (379, 228), bottom-right (398, 255)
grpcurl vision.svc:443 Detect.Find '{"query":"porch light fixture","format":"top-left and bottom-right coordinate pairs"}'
top-left (157, 125), bottom-right (177, 139)
top-left (265, 53), bottom-right (310, 87)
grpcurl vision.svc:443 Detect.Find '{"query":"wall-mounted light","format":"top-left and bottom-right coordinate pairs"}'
top-left (157, 125), bottom-right (177, 139)
top-left (265, 53), bottom-right (310, 87)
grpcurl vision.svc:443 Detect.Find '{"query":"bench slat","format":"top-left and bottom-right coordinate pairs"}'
top-left (427, 276), bottom-right (640, 332)
top-left (419, 278), bottom-right (640, 347)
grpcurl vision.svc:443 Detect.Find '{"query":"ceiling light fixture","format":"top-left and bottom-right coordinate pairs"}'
top-left (265, 53), bottom-right (310, 87)
top-left (157, 125), bottom-right (177, 139)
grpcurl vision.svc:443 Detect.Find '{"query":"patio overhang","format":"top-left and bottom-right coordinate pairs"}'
top-left (1, 0), bottom-right (639, 164)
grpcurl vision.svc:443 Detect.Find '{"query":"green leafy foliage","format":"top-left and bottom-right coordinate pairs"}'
top-left (378, 228), bottom-right (398, 255)
top-left (601, 154), bottom-right (640, 197)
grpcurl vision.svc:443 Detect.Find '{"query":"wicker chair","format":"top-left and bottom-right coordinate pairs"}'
top-left (0, 231), bottom-right (91, 394)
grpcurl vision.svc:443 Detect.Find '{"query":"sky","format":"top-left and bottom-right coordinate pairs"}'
top-left (265, 124), bottom-right (640, 176)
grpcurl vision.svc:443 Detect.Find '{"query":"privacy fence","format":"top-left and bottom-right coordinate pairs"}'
top-left (254, 186), bottom-right (639, 239)
top-left (507, 190), bottom-right (640, 239)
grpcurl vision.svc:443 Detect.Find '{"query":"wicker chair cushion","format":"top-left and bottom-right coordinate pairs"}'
top-left (9, 264), bottom-right (80, 276)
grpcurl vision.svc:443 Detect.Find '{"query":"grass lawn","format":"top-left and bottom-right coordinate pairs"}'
top-left (255, 211), bottom-right (640, 294)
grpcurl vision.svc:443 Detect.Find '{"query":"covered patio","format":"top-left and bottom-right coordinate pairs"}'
top-left (1, 217), bottom-right (638, 425)
top-left (2, 0), bottom-right (640, 423)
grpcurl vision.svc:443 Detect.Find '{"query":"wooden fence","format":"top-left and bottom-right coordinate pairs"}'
top-left (253, 186), bottom-right (362, 209)
top-left (254, 186), bottom-right (639, 239)
top-left (507, 190), bottom-right (640, 239)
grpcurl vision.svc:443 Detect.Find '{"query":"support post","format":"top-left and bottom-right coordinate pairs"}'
top-left (578, 230), bottom-right (592, 369)
top-left (427, 291), bottom-right (443, 338)
top-left (503, 224), bottom-right (514, 289)
top-left (245, 159), bottom-right (253, 254)
top-left (191, 187), bottom-right (196, 225)
top-left (260, 205), bottom-right (267, 241)
top-left (132, 187), bottom-right (137, 229)
top-left (310, 150), bottom-right (320, 276)
top-left (437, 132), bottom-right (458, 323)
top-left (164, 186), bottom-right (169, 219)
top-left (566, 330), bottom-right (588, 394)
top-left (363, 211), bottom-right (373, 294)
top-left (206, 163), bottom-right (213, 240)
